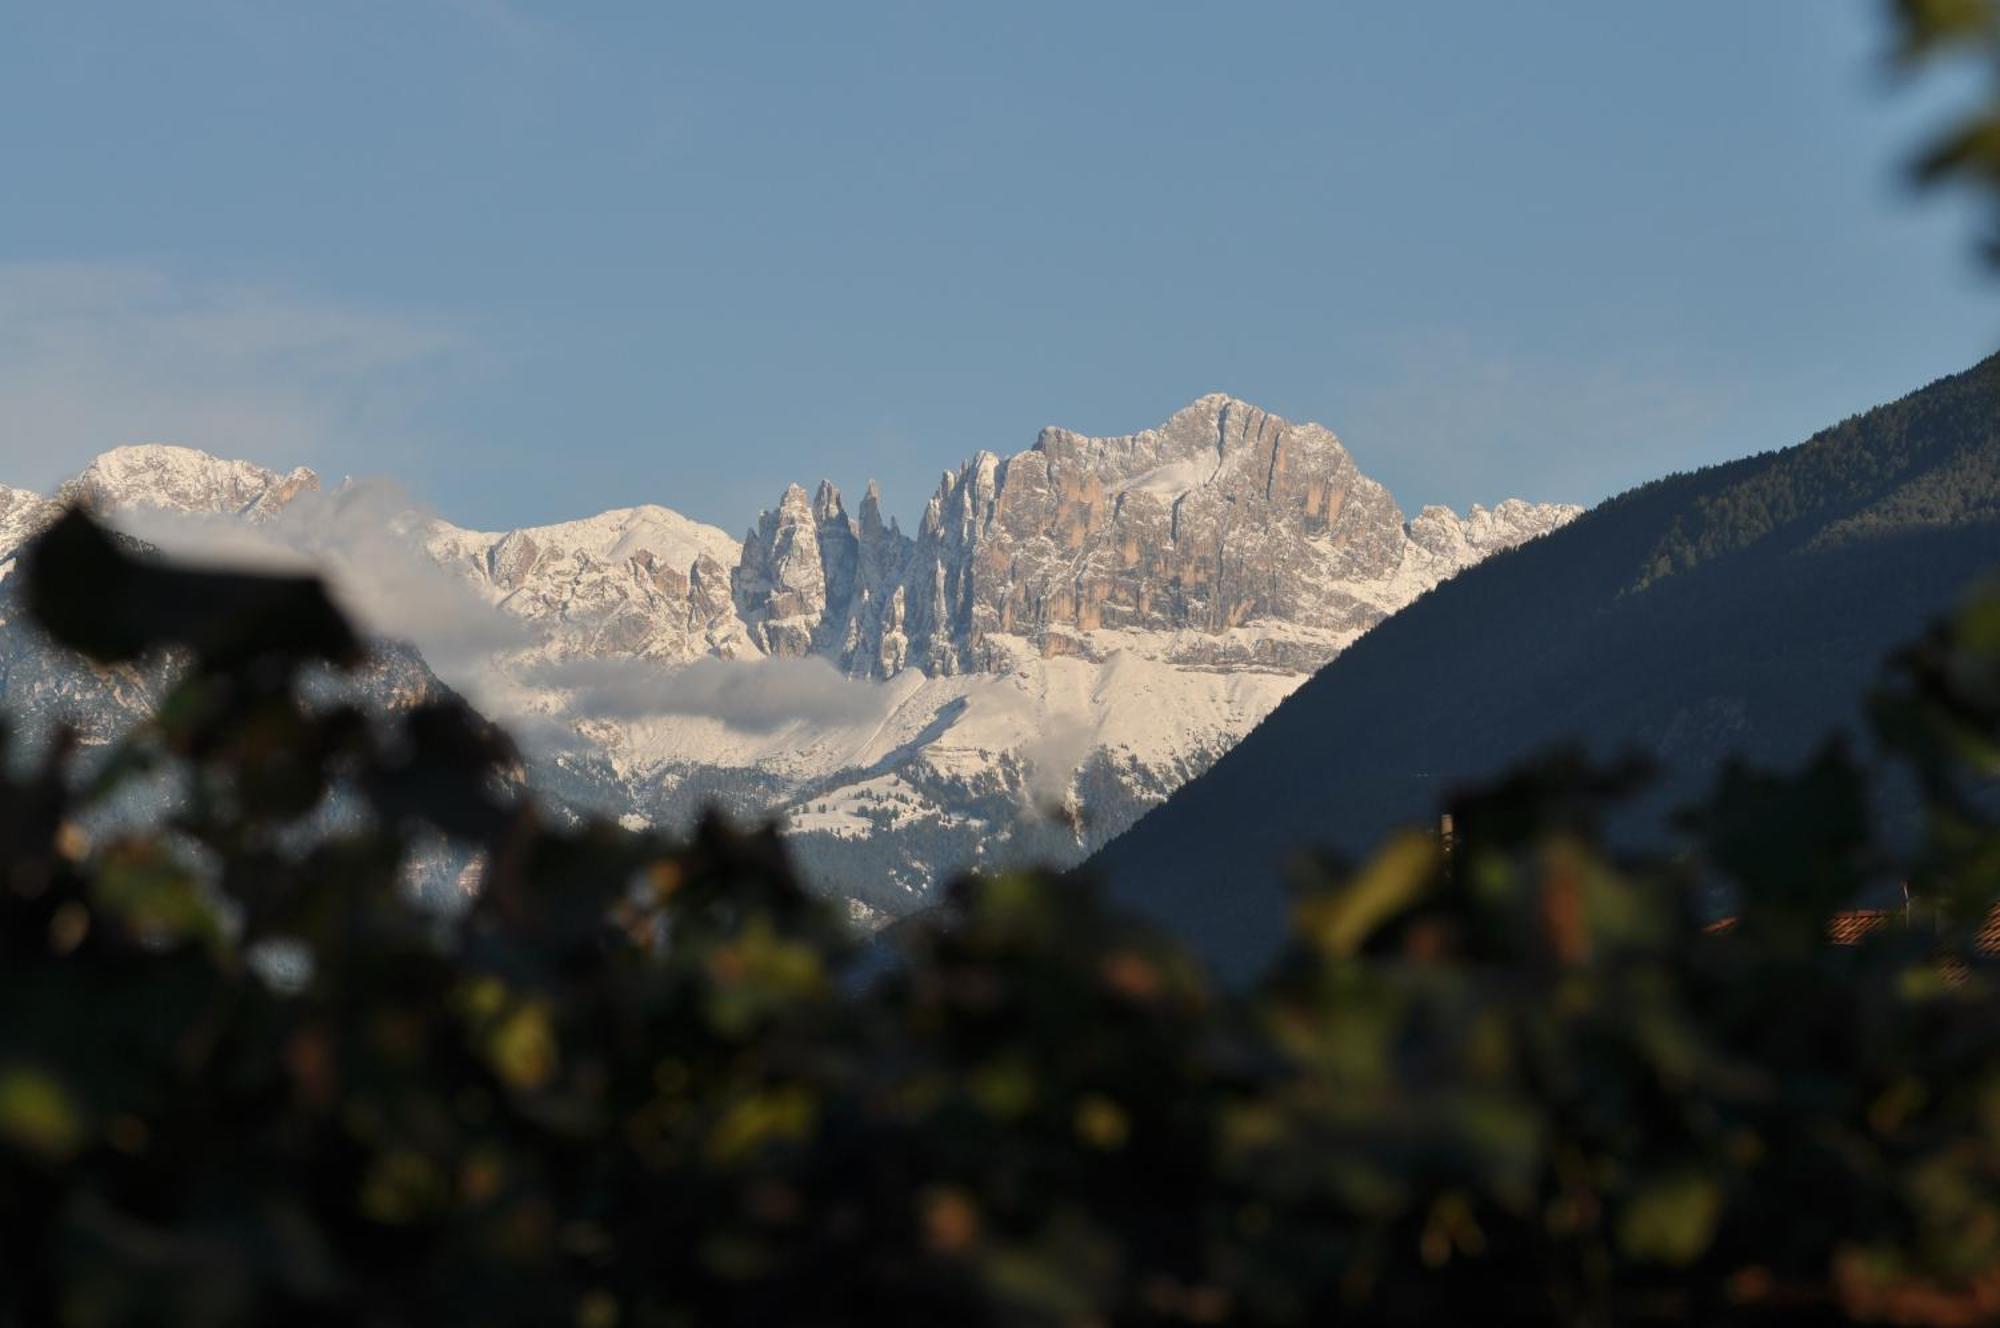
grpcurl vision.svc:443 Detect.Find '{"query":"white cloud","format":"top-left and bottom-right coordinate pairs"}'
top-left (108, 479), bottom-right (527, 680)
top-left (0, 261), bottom-right (466, 493)
top-left (527, 655), bottom-right (888, 732)
top-left (105, 481), bottom-right (891, 738)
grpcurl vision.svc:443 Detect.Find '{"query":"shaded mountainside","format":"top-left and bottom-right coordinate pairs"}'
top-left (1090, 351), bottom-right (2000, 974)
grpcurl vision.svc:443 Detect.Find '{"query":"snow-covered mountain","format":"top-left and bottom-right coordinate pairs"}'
top-left (421, 505), bottom-right (754, 664)
top-left (0, 402), bottom-right (1578, 917)
top-left (57, 443), bottom-right (318, 522)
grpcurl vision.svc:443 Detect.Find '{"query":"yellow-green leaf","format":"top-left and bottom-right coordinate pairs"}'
top-left (1295, 830), bottom-right (1438, 958)
top-left (488, 1001), bottom-right (559, 1092)
top-left (0, 1066), bottom-right (84, 1162)
top-left (706, 1085), bottom-right (816, 1166)
top-left (1618, 1171), bottom-right (1724, 1266)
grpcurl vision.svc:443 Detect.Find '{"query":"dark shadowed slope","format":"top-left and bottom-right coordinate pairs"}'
top-left (1088, 351), bottom-right (2000, 975)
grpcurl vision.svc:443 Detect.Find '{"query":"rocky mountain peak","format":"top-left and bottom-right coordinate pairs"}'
top-left (857, 480), bottom-right (888, 537)
top-left (1156, 392), bottom-right (1285, 456)
top-left (419, 502), bottom-right (750, 664)
top-left (59, 444), bottom-right (320, 522)
top-left (743, 397), bottom-right (1575, 678)
top-left (1405, 499), bottom-right (1581, 569)
top-left (812, 480), bottom-right (845, 523)
top-left (736, 483), bottom-right (837, 656)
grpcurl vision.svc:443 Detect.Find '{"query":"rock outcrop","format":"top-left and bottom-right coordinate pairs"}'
top-left (734, 482), bottom-right (832, 657)
top-left (422, 505), bottom-right (753, 663)
top-left (733, 395), bottom-right (1579, 677)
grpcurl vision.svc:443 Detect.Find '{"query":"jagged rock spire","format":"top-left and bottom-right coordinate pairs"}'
top-left (732, 398), bottom-right (1575, 678)
top-left (735, 484), bottom-right (830, 656)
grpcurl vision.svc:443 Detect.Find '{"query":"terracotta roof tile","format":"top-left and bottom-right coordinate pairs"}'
top-left (1827, 910), bottom-right (1892, 946)
top-left (1701, 899), bottom-right (2000, 954)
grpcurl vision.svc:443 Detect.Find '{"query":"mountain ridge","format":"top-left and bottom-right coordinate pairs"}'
top-left (0, 397), bottom-right (1579, 913)
top-left (1088, 352), bottom-right (2000, 973)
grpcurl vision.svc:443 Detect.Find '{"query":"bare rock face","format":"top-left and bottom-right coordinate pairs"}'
top-left (811, 482), bottom-right (860, 656)
top-left (843, 481), bottom-right (911, 676)
top-left (899, 396), bottom-right (1418, 672)
top-left (737, 395), bottom-right (1582, 678)
top-left (734, 483), bottom-right (831, 657)
top-left (422, 505), bottom-right (753, 664)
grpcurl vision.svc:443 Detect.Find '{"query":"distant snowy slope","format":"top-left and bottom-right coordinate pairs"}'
top-left (58, 443), bottom-right (320, 521)
top-left (0, 398), bottom-right (1577, 916)
top-left (420, 504), bottom-right (753, 662)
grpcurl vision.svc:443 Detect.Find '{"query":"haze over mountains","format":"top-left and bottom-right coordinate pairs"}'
top-left (0, 397), bottom-right (1575, 916)
top-left (1091, 352), bottom-right (2000, 973)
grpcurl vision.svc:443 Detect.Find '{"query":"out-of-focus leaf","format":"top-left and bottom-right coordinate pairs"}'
top-left (0, 1065), bottom-right (85, 1161)
top-left (91, 840), bottom-right (226, 950)
top-left (358, 1149), bottom-right (449, 1225)
top-left (1693, 744), bottom-right (1875, 939)
top-left (365, 700), bottom-right (516, 840)
top-left (1617, 1171), bottom-right (1724, 1266)
top-left (1294, 830), bottom-right (1438, 958)
top-left (1072, 1093), bottom-right (1130, 1150)
top-left (705, 1086), bottom-right (816, 1166)
top-left (919, 1187), bottom-right (982, 1255)
top-left (1893, 0), bottom-right (2000, 59)
top-left (487, 1000), bottom-right (560, 1092)
top-left (23, 509), bottom-right (360, 667)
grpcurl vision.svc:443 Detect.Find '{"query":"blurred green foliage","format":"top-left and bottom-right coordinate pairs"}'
top-left (3, 501), bottom-right (1999, 1327)
top-left (1893, 0), bottom-right (2000, 258)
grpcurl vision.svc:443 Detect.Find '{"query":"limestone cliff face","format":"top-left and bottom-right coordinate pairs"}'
top-left (900, 396), bottom-right (1411, 672)
top-left (735, 395), bottom-right (1580, 678)
top-left (844, 482), bottom-right (912, 677)
top-left (734, 482), bottom-right (831, 657)
top-left (9, 407), bottom-right (1577, 692)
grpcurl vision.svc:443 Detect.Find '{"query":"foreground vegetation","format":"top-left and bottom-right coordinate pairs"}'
top-left (1, 510), bottom-right (1998, 1327)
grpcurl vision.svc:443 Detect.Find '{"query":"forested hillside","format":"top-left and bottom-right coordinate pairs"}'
top-left (1090, 352), bottom-right (2000, 973)
top-left (1640, 351), bottom-right (2000, 581)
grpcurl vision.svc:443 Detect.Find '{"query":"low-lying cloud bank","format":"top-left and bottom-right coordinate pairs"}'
top-left (106, 486), bottom-right (892, 739)
top-left (526, 655), bottom-right (887, 732)
top-left (110, 479), bottom-right (526, 681)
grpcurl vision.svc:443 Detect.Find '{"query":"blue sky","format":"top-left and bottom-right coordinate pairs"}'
top-left (0, 1), bottom-right (1992, 533)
